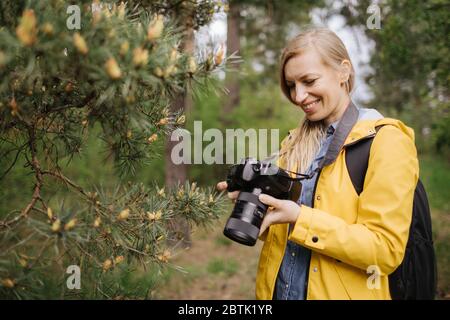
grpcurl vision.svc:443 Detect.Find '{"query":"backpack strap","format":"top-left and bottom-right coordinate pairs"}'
top-left (345, 125), bottom-right (385, 195)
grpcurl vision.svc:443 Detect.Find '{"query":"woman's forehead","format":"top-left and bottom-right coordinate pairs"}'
top-left (284, 50), bottom-right (325, 81)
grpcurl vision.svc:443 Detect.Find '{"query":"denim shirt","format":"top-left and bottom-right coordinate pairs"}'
top-left (274, 107), bottom-right (383, 300)
top-left (274, 121), bottom-right (338, 300)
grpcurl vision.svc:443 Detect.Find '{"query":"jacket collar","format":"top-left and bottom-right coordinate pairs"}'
top-left (344, 118), bottom-right (415, 146)
top-left (317, 102), bottom-right (414, 171)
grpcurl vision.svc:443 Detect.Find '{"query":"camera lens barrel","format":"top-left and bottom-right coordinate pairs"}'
top-left (223, 191), bottom-right (268, 246)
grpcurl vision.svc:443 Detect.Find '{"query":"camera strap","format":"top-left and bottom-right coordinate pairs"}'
top-left (279, 169), bottom-right (315, 181)
top-left (315, 100), bottom-right (359, 172)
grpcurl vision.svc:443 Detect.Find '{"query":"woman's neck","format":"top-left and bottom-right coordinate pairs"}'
top-left (324, 95), bottom-right (351, 126)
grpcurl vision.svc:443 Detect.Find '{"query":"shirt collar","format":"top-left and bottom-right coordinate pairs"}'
top-left (326, 120), bottom-right (339, 137)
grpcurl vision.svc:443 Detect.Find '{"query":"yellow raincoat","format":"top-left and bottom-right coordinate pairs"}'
top-left (256, 118), bottom-right (419, 300)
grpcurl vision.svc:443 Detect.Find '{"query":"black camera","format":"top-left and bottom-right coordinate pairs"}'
top-left (223, 157), bottom-right (303, 246)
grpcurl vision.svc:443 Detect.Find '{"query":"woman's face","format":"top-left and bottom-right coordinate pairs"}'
top-left (284, 48), bottom-right (350, 125)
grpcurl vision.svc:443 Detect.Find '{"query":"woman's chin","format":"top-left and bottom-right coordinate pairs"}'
top-left (305, 113), bottom-right (323, 122)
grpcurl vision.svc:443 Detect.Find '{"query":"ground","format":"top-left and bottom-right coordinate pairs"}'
top-left (156, 215), bottom-right (262, 299)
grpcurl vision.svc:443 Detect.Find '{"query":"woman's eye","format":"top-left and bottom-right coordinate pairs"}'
top-left (305, 79), bottom-right (317, 85)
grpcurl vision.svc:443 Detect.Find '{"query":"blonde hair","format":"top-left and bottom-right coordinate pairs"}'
top-left (279, 27), bottom-right (355, 173)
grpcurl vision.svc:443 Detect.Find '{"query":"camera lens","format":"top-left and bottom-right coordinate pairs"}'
top-left (223, 191), bottom-right (268, 246)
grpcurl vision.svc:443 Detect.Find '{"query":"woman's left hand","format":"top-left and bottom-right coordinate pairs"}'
top-left (258, 194), bottom-right (301, 237)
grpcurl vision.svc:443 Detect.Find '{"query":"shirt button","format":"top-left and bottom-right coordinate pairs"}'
top-left (285, 284), bottom-right (289, 288)
top-left (313, 267), bottom-right (318, 272)
top-left (316, 195), bottom-right (321, 201)
top-left (312, 236), bottom-right (319, 243)
top-left (291, 252), bottom-right (296, 257)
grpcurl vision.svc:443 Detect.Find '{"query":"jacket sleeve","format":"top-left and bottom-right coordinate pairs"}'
top-left (287, 125), bottom-right (419, 276)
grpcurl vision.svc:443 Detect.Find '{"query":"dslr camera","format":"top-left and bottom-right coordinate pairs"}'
top-left (223, 157), bottom-right (302, 246)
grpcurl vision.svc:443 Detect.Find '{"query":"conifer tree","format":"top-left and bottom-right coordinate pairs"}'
top-left (0, 0), bottom-right (228, 299)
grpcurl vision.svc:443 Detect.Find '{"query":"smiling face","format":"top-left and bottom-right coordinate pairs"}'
top-left (284, 48), bottom-right (350, 125)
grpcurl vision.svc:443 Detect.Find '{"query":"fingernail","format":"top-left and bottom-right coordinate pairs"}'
top-left (259, 194), bottom-right (266, 201)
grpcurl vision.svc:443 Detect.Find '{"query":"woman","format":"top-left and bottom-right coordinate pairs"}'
top-left (217, 27), bottom-right (419, 300)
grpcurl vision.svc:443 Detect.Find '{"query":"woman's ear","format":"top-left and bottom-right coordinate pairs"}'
top-left (339, 59), bottom-right (351, 83)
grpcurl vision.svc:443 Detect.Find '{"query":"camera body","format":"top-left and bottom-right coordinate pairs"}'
top-left (223, 157), bottom-right (302, 246)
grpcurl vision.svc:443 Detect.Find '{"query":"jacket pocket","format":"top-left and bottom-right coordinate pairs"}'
top-left (332, 260), bottom-right (352, 299)
top-left (333, 260), bottom-right (380, 300)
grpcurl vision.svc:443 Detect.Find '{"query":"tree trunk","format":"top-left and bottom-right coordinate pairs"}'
top-left (222, 2), bottom-right (240, 125)
top-left (165, 22), bottom-right (195, 249)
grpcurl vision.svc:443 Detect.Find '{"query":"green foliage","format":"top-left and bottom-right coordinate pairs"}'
top-left (0, 0), bottom-right (212, 177)
top-left (133, 0), bottom-right (218, 30)
top-left (419, 154), bottom-right (450, 297)
top-left (207, 257), bottom-right (239, 276)
top-left (0, 0), bottom-right (229, 299)
top-left (431, 115), bottom-right (450, 157)
top-left (234, 0), bottom-right (324, 83)
top-left (215, 235), bottom-right (233, 247)
top-left (338, 0), bottom-right (449, 151)
top-left (0, 180), bottom-right (226, 299)
top-left (420, 155), bottom-right (450, 212)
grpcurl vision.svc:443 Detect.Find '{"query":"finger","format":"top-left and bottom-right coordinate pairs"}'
top-left (259, 194), bottom-right (281, 208)
top-left (259, 213), bottom-right (273, 237)
top-left (228, 191), bottom-right (239, 200)
top-left (216, 181), bottom-right (227, 191)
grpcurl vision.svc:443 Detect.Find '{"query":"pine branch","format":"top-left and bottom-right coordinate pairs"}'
top-left (41, 169), bottom-right (90, 199)
top-left (0, 0), bottom-right (228, 299)
top-left (0, 127), bottom-right (42, 229)
top-left (0, 145), bottom-right (23, 180)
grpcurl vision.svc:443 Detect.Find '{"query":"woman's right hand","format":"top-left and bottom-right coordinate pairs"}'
top-left (216, 181), bottom-right (240, 203)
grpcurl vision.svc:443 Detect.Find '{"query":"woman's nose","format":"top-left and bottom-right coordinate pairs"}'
top-left (294, 86), bottom-right (308, 104)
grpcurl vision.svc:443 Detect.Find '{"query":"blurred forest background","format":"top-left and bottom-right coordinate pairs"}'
top-left (0, 0), bottom-right (449, 299)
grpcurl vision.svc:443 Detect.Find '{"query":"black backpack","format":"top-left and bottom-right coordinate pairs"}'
top-left (345, 125), bottom-right (437, 300)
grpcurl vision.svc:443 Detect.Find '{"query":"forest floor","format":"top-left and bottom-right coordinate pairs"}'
top-left (156, 215), bottom-right (262, 299)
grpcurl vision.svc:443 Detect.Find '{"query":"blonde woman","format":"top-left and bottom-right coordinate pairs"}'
top-left (217, 27), bottom-right (419, 300)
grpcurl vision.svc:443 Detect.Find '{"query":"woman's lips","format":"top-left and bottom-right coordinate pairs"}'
top-left (302, 98), bottom-right (321, 114)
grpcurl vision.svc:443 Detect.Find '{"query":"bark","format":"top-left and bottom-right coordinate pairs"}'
top-left (164, 21), bottom-right (195, 248)
top-left (222, 2), bottom-right (240, 125)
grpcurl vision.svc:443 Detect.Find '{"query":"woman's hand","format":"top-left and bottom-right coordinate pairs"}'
top-left (216, 181), bottom-right (239, 203)
top-left (258, 194), bottom-right (301, 237)
top-left (216, 182), bottom-right (301, 237)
